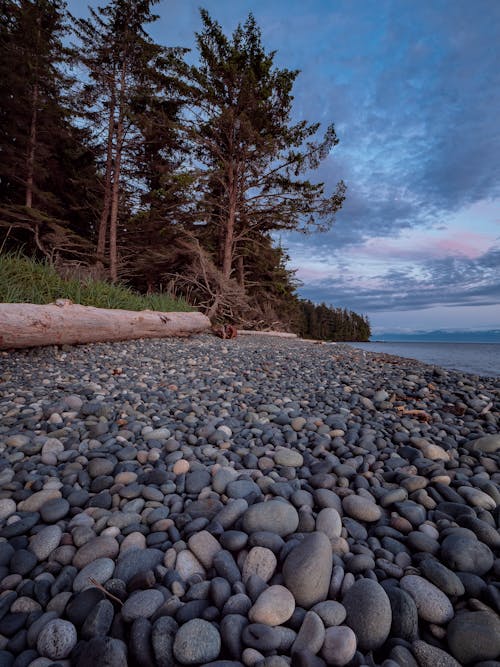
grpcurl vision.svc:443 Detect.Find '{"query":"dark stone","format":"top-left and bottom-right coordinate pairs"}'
top-left (176, 600), bottom-right (211, 624)
top-left (114, 548), bottom-right (164, 584)
top-left (11, 649), bottom-right (38, 667)
top-left (441, 534), bottom-right (494, 575)
top-left (386, 587), bottom-right (418, 642)
top-left (283, 532), bottom-right (332, 608)
top-left (81, 600), bottom-right (114, 640)
top-left (152, 616), bottom-right (177, 667)
top-left (419, 558), bottom-right (465, 596)
top-left (343, 579), bottom-right (392, 651)
top-left (242, 623), bottom-right (282, 651)
top-left (220, 614), bottom-right (248, 659)
top-left (0, 513), bottom-right (40, 539)
top-left (66, 588), bottom-right (105, 627)
top-left (0, 650), bottom-right (14, 667)
top-left (448, 611), bottom-right (500, 664)
top-left (0, 614), bottom-right (27, 638)
top-left (9, 550), bottom-right (36, 576)
top-left (40, 498), bottom-right (70, 523)
top-left (213, 551), bottom-right (242, 584)
top-left (74, 637), bottom-right (128, 667)
top-left (130, 618), bottom-right (155, 667)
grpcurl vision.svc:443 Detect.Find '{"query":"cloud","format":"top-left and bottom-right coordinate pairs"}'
top-left (298, 245), bottom-right (500, 313)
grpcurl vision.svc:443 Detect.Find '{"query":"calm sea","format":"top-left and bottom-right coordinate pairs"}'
top-left (346, 342), bottom-right (500, 378)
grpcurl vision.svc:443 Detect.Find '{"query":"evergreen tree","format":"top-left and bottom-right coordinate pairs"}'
top-left (0, 0), bottom-right (100, 258)
top-left (185, 10), bottom-right (346, 283)
top-left (73, 0), bottom-right (187, 281)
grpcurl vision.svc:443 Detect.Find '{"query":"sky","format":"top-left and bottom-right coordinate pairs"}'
top-left (68, 0), bottom-right (500, 334)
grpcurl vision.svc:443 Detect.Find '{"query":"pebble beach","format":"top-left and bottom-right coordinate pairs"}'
top-left (0, 334), bottom-right (499, 667)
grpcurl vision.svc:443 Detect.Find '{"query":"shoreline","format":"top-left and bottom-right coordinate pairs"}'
top-left (0, 334), bottom-right (499, 666)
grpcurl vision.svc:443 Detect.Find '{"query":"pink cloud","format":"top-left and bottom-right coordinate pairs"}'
top-left (357, 230), bottom-right (492, 261)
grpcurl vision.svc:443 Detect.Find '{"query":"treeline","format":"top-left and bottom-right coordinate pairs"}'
top-left (299, 301), bottom-right (371, 341)
top-left (0, 0), bottom-right (370, 340)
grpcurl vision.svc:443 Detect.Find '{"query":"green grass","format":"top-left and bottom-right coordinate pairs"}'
top-left (0, 252), bottom-right (193, 312)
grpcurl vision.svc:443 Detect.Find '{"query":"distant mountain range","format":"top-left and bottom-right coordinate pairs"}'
top-left (372, 329), bottom-right (500, 343)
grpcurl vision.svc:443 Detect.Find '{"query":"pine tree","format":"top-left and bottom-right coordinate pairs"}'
top-left (0, 0), bottom-right (100, 258)
top-left (185, 10), bottom-right (346, 282)
top-left (73, 0), bottom-right (186, 281)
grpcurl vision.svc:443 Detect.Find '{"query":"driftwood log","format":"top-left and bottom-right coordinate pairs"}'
top-left (237, 330), bottom-right (297, 338)
top-left (0, 300), bottom-right (210, 349)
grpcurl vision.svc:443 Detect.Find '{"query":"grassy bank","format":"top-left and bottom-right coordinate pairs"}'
top-left (0, 252), bottom-right (192, 312)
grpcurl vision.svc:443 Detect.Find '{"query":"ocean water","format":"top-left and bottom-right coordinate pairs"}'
top-left (346, 342), bottom-right (500, 378)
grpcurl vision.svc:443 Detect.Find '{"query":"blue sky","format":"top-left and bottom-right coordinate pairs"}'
top-left (69, 0), bottom-right (500, 333)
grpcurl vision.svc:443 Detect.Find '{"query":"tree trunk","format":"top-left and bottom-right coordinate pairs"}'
top-left (222, 164), bottom-right (236, 280)
top-left (236, 253), bottom-right (245, 287)
top-left (26, 15), bottom-right (42, 210)
top-left (0, 301), bottom-right (210, 349)
top-left (109, 61), bottom-right (127, 283)
top-left (96, 75), bottom-right (116, 267)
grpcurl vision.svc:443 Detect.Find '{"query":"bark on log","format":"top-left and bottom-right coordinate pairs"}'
top-left (237, 330), bottom-right (297, 338)
top-left (0, 300), bottom-right (210, 349)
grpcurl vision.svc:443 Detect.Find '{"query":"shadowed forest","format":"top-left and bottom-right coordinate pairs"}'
top-left (0, 0), bottom-right (370, 341)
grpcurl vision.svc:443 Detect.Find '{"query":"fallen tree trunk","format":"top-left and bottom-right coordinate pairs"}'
top-left (237, 330), bottom-right (297, 338)
top-left (0, 300), bottom-right (210, 349)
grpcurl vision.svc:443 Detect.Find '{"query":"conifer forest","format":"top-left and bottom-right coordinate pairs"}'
top-left (0, 0), bottom-right (371, 341)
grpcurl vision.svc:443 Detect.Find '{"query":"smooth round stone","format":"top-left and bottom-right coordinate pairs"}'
top-left (188, 530), bottom-right (222, 569)
top-left (412, 640), bottom-right (460, 667)
top-left (186, 470), bottom-right (211, 494)
top-left (242, 547), bottom-right (277, 583)
top-left (441, 534), bottom-right (494, 575)
top-left (120, 531), bottom-right (146, 553)
top-left (113, 547), bottom-right (164, 584)
top-left (88, 458), bottom-right (115, 477)
top-left (342, 495), bottom-right (381, 522)
top-left (173, 618), bottom-right (221, 664)
top-left (343, 579), bottom-right (392, 651)
top-left (73, 558), bottom-right (115, 592)
top-left (74, 637), bottom-right (128, 667)
top-left (345, 554), bottom-right (375, 574)
top-left (249, 585), bottom-right (295, 626)
top-left (73, 536), bottom-right (119, 569)
top-left (18, 490), bottom-right (61, 512)
top-left (152, 616), bottom-right (177, 667)
top-left (291, 417), bottom-right (307, 431)
top-left (458, 486), bottom-right (496, 511)
top-left (122, 589), bottom-right (165, 622)
top-left (400, 575), bottom-right (454, 624)
top-left (316, 508), bottom-right (342, 539)
top-left (283, 532), bottom-right (333, 608)
top-left (292, 611), bottom-right (325, 654)
top-left (220, 531), bottom-right (248, 551)
top-left (419, 558), bottom-right (465, 597)
top-left (29, 525), bottom-right (62, 561)
top-left (40, 498), bottom-right (70, 523)
top-left (242, 500), bottom-right (299, 537)
top-left (274, 449), bottom-right (303, 467)
top-left (447, 611), bottom-right (500, 664)
top-left (385, 586), bottom-right (418, 642)
top-left (37, 619), bottom-right (77, 660)
top-left (0, 499), bottom-right (16, 521)
top-left (173, 459), bottom-right (190, 475)
top-left (176, 550), bottom-right (206, 581)
top-left (381, 488), bottom-right (408, 508)
top-left (321, 626), bottom-right (357, 666)
top-left (465, 435), bottom-right (500, 453)
top-left (81, 599), bottom-right (114, 639)
top-left (10, 548), bottom-right (37, 575)
top-left (242, 624), bottom-right (281, 651)
top-left (311, 601), bottom-right (346, 627)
